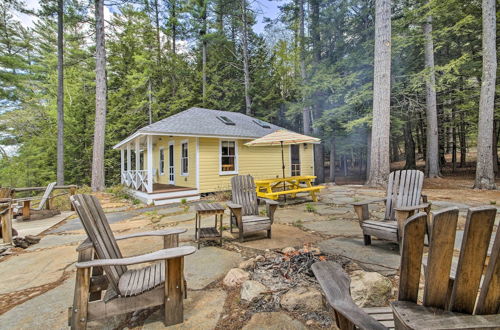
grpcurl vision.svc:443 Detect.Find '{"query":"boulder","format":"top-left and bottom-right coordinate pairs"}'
top-left (240, 280), bottom-right (268, 302)
top-left (280, 286), bottom-right (323, 312)
top-left (25, 235), bottom-right (41, 245)
top-left (223, 268), bottom-right (250, 287)
top-left (239, 258), bottom-right (256, 270)
top-left (350, 270), bottom-right (392, 307)
top-left (254, 255), bottom-right (265, 262)
top-left (281, 247), bottom-right (295, 254)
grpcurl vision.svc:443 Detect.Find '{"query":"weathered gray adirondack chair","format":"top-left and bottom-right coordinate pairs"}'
top-left (69, 194), bottom-right (195, 329)
top-left (34, 181), bottom-right (57, 210)
top-left (352, 170), bottom-right (430, 245)
top-left (228, 175), bottom-right (279, 242)
top-left (312, 206), bottom-right (500, 330)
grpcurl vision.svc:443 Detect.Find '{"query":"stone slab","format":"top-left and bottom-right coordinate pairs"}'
top-left (313, 204), bottom-right (351, 217)
top-left (13, 211), bottom-right (74, 237)
top-left (26, 234), bottom-right (86, 251)
top-left (159, 212), bottom-right (195, 224)
top-left (318, 237), bottom-right (400, 276)
top-left (0, 245), bottom-right (76, 294)
top-left (242, 312), bottom-right (306, 330)
top-left (183, 245), bottom-right (242, 290)
top-left (143, 288), bottom-right (226, 330)
top-left (0, 276), bottom-right (74, 329)
top-left (156, 205), bottom-right (186, 216)
top-left (273, 208), bottom-right (324, 224)
top-left (303, 219), bottom-right (362, 237)
top-left (234, 224), bottom-right (323, 250)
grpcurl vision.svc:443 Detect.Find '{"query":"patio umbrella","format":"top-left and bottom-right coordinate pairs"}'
top-left (245, 130), bottom-right (321, 198)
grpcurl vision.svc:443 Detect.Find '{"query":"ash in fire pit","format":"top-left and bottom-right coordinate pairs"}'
top-left (244, 245), bottom-right (335, 327)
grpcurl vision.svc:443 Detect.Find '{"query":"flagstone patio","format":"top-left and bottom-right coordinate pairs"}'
top-left (0, 183), bottom-right (498, 329)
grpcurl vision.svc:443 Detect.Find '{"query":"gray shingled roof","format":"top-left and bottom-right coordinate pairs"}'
top-left (138, 107), bottom-right (284, 138)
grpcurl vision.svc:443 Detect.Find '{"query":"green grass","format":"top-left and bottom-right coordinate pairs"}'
top-left (292, 219), bottom-right (304, 229)
top-left (305, 203), bottom-right (316, 213)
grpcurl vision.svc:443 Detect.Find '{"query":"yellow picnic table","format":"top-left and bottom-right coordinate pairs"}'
top-left (254, 175), bottom-right (325, 202)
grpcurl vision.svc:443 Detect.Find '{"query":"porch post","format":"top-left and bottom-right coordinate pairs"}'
top-left (127, 143), bottom-right (131, 172)
top-left (120, 148), bottom-right (124, 184)
top-left (147, 135), bottom-right (153, 193)
top-left (135, 138), bottom-right (140, 170)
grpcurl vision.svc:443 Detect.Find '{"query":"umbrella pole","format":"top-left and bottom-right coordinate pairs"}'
top-left (281, 141), bottom-right (286, 202)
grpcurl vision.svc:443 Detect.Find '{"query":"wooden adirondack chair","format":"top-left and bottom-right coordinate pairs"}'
top-left (352, 170), bottom-right (430, 245)
top-left (312, 206), bottom-right (500, 330)
top-left (69, 194), bottom-right (195, 329)
top-left (227, 175), bottom-right (279, 242)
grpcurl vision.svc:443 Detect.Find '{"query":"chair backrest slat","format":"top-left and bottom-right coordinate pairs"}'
top-left (71, 194), bottom-right (126, 292)
top-left (385, 170), bottom-right (424, 220)
top-left (34, 182), bottom-right (57, 211)
top-left (398, 212), bottom-right (427, 303)
top-left (449, 206), bottom-right (497, 314)
top-left (475, 224), bottom-right (500, 314)
top-left (423, 207), bottom-right (459, 309)
top-left (231, 175), bottom-right (259, 216)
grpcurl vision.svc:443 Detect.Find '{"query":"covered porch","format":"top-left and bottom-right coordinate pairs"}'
top-left (119, 134), bottom-right (155, 193)
top-left (117, 134), bottom-right (200, 205)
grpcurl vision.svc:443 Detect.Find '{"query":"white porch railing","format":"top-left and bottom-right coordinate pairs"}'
top-left (122, 170), bottom-right (152, 193)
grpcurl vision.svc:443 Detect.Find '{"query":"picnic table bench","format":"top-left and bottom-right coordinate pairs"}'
top-left (254, 175), bottom-right (325, 202)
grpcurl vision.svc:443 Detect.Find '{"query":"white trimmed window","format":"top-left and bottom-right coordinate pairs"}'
top-left (181, 141), bottom-right (188, 175)
top-left (159, 148), bottom-right (165, 175)
top-left (220, 140), bottom-right (237, 174)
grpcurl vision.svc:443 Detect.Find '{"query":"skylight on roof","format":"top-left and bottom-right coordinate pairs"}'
top-left (253, 119), bottom-right (271, 128)
top-left (217, 116), bottom-right (236, 125)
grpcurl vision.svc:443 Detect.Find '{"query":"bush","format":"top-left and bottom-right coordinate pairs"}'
top-left (105, 185), bottom-right (131, 200)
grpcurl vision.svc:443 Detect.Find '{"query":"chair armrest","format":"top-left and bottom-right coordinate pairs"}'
top-left (352, 198), bottom-right (386, 207)
top-left (261, 198), bottom-right (279, 206)
top-left (227, 202), bottom-right (242, 210)
top-left (76, 246), bottom-right (196, 268)
top-left (115, 228), bottom-right (187, 241)
top-left (394, 203), bottom-right (430, 212)
top-left (312, 261), bottom-right (387, 330)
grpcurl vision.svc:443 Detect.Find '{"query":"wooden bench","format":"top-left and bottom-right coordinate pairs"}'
top-left (266, 186), bottom-right (324, 197)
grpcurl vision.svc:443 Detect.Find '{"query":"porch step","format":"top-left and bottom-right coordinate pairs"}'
top-left (153, 193), bottom-right (200, 206)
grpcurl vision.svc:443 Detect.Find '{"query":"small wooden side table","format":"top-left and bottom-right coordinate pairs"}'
top-left (194, 203), bottom-right (225, 248)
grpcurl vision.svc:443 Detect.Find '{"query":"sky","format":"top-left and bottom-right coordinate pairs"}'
top-left (14, 0), bottom-right (283, 34)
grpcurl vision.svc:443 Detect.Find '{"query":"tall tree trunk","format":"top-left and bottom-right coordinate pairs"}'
top-left (367, 0), bottom-right (391, 187)
top-left (423, 14), bottom-right (440, 178)
top-left (153, 0), bottom-right (161, 61)
top-left (404, 120), bottom-right (416, 169)
top-left (474, 0), bottom-right (497, 189)
top-left (452, 108), bottom-right (457, 172)
top-left (492, 119), bottom-right (498, 175)
top-left (171, 0), bottom-right (177, 55)
top-left (390, 136), bottom-right (399, 162)
top-left (459, 112), bottom-right (467, 167)
top-left (241, 0), bottom-right (251, 115)
top-left (200, 1), bottom-right (207, 105)
top-left (56, 0), bottom-right (64, 185)
top-left (298, 0), bottom-right (310, 134)
top-left (438, 103), bottom-right (446, 167)
top-left (310, 0), bottom-right (320, 62)
top-left (91, 0), bottom-right (107, 191)
top-left (329, 136), bottom-right (336, 183)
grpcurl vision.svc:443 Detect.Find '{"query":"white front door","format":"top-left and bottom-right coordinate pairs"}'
top-left (168, 142), bottom-right (175, 184)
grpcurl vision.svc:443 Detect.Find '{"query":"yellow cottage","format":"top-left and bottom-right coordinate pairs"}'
top-left (113, 107), bottom-right (315, 205)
